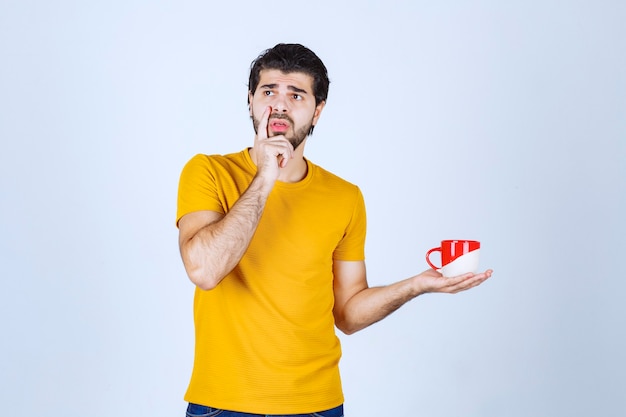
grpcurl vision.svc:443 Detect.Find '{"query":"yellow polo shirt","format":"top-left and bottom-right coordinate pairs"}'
top-left (176, 150), bottom-right (366, 414)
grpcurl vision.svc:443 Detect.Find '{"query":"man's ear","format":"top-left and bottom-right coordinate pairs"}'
top-left (312, 100), bottom-right (326, 126)
top-left (248, 91), bottom-right (254, 116)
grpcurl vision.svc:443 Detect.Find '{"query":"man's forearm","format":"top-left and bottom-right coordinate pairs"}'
top-left (336, 269), bottom-right (494, 334)
top-left (181, 175), bottom-right (273, 290)
top-left (337, 278), bottom-right (420, 335)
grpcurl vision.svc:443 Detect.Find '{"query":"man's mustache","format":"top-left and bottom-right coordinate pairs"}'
top-left (269, 114), bottom-right (293, 123)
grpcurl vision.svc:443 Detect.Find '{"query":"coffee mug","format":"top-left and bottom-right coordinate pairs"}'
top-left (426, 240), bottom-right (481, 277)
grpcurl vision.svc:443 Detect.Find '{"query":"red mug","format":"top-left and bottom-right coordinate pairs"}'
top-left (426, 240), bottom-right (481, 276)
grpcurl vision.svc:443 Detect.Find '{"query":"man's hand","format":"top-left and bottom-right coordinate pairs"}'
top-left (253, 106), bottom-right (294, 183)
top-left (332, 260), bottom-right (494, 335)
top-left (414, 268), bottom-right (493, 294)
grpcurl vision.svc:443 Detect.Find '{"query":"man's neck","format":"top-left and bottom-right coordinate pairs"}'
top-left (278, 156), bottom-right (308, 183)
top-left (248, 146), bottom-right (308, 183)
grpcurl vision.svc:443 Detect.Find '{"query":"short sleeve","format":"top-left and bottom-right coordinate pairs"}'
top-left (176, 154), bottom-right (225, 226)
top-left (332, 186), bottom-right (367, 261)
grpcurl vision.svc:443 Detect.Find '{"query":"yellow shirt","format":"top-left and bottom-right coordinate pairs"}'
top-left (176, 150), bottom-right (366, 414)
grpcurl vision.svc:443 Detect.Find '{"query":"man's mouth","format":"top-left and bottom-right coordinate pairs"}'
top-left (269, 118), bottom-right (290, 133)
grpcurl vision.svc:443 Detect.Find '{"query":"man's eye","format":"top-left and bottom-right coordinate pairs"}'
top-left (292, 94), bottom-right (302, 100)
top-left (264, 91), bottom-right (274, 96)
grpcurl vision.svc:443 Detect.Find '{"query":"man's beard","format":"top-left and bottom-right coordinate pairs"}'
top-left (252, 113), bottom-right (313, 150)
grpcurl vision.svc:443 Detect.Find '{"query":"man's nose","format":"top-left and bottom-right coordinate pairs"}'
top-left (271, 94), bottom-right (289, 112)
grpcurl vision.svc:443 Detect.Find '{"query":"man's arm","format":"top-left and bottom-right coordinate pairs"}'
top-left (178, 176), bottom-right (273, 290)
top-left (178, 106), bottom-right (293, 290)
top-left (332, 260), bottom-right (493, 335)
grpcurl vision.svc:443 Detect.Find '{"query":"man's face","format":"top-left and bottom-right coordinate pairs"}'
top-left (249, 69), bottom-right (325, 150)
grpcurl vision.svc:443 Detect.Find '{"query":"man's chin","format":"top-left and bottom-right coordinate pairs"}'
top-left (290, 136), bottom-right (308, 150)
top-left (268, 129), bottom-right (306, 150)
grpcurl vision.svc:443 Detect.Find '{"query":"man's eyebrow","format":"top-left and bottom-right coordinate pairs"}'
top-left (287, 85), bottom-right (308, 95)
top-left (259, 84), bottom-right (309, 95)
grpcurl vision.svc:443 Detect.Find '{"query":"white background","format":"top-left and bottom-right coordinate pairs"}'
top-left (1, 1), bottom-right (625, 416)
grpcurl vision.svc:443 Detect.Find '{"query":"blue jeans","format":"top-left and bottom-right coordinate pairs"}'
top-left (186, 403), bottom-right (344, 417)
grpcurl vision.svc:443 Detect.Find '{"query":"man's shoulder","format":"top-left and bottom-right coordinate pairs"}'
top-left (310, 161), bottom-right (355, 185)
top-left (184, 149), bottom-right (250, 171)
top-left (308, 161), bottom-right (361, 196)
top-left (188, 149), bottom-right (246, 163)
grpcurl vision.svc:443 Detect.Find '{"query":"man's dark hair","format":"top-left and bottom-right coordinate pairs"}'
top-left (248, 43), bottom-right (330, 107)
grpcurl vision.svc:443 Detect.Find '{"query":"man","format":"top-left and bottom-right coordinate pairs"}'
top-left (176, 43), bottom-right (492, 417)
